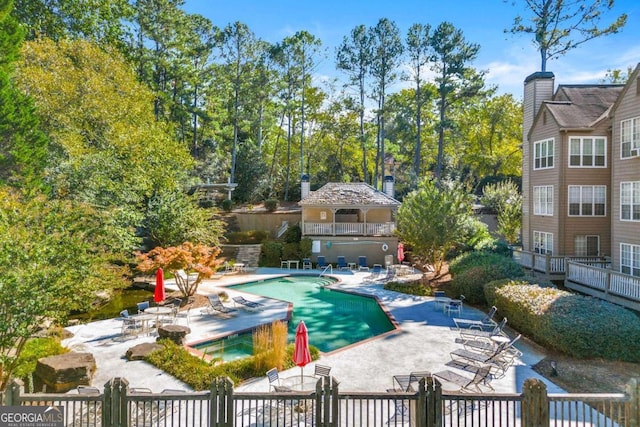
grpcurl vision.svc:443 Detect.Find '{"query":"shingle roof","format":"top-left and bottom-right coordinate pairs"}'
top-left (545, 85), bottom-right (624, 128)
top-left (299, 182), bottom-right (400, 207)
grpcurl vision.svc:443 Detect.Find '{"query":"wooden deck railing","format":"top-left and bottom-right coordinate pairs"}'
top-left (303, 222), bottom-right (396, 236)
top-left (3, 376), bottom-right (638, 427)
top-left (565, 261), bottom-right (640, 311)
top-left (512, 249), bottom-right (611, 276)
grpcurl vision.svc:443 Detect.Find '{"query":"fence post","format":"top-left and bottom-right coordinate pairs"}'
top-left (521, 378), bottom-right (549, 427)
top-left (604, 269), bottom-right (611, 297)
top-left (316, 376), bottom-right (330, 427)
top-left (109, 377), bottom-right (128, 427)
top-left (545, 253), bottom-right (551, 276)
top-left (416, 377), bottom-right (427, 427)
top-left (103, 379), bottom-right (112, 427)
top-left (5, 379), bottom-right (23, 406)
top-left (432, 377), bottom-right (442, 427)
top-left (629, 377), bottom-right (639, 427)
top-left (224, 377), bottom-right (234, 427)
top-left (330, 377), bottom-right (339, 427)
top-left (209, 377), bottom-right (233, 427)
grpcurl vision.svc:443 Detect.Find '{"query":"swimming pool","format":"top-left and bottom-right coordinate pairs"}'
top-left (193, 275), bottom-right (396, 357)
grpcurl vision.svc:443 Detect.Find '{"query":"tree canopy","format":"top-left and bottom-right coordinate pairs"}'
top-left (506, 0), bottom-right (627, 72)
top-left (396, 177), bottom-right (475, 275)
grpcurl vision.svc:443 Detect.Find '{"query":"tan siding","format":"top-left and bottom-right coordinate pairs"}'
top-left (522, 75), bottom-right (555, 252)
top-left (610, 71), bottom-right (640, 270)
top-left (528, 110), bottom-right (562, 253)
top-left (561, 121), bottom-right (612, 255)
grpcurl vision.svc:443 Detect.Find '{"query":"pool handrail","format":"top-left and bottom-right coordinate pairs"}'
top-left (319, 264), bottom-right (333, 277)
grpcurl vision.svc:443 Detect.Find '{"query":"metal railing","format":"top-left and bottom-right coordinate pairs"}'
top-left (3, 376), bottom-right (638, 427)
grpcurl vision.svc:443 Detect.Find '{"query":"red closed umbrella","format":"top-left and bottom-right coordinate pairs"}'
top-left (397, 242), bottom-right (405, 264)
top-left (154, 268), bottom-right (165, 304)
top-left (292, 321), bottom-right (312, 382)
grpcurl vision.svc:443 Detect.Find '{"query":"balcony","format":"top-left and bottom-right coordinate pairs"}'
top-left (512, 249), bottom-right (640, 311)
top-left (303, 222), bottom-right (396, 236)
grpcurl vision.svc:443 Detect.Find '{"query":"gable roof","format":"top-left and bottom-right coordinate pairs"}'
top-left (609, 63), bottom-right (640, 117)
top-left (544, 85), bottom-right (625, 129)
top-left (299, 182), bottom-right (400, 207)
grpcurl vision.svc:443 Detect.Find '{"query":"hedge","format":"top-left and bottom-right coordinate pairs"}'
top-left (449, 252), bottom-right (525, 304)
top-left (493, 283), bottom-right (640, 362)
top-left (484, 277), bottom-right (555, 307)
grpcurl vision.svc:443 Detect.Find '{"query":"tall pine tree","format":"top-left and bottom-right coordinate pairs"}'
top-left (0, 0), bottom-right (48, 192)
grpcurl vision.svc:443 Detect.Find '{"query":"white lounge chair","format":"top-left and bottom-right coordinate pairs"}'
top-left (200, 295), bottom-right (238, 317)
top-left (233, 296), bottom-right (265, 311)
top-left (454, 306), bottom-right (498, 330)
top-left (433, 364), bottom-right (494, 392)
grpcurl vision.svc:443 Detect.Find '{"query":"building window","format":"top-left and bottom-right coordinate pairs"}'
top-left (620, 243), bottom-right (640, 277)
top-left (320, 211), bottom-right (327, 220)
top-left (575, 235), bottom-right (599, 257)
top-left (620, 181), bottom-right (640, 221)
top-left (534, 138), bottom-right (554, 169)
top-left (533, 231), bottom-right (553, 255)
top-left (569, 137), bottom-right (606, 167)
top-left (568, 185), bottom-right (606, 216)
top-left (620, 117), bottom-right (640, 158)
top-left (533, 186), bottom-right (553, 216)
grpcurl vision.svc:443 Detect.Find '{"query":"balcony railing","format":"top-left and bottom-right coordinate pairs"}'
top-left (303, 222), bottom-right (396, 236)
top-left (512, 249), bottom-right (640, 311)
top-left (511, 249), bottom-right (610, 276)
top-left (566, 261), bottom-right (640, 311)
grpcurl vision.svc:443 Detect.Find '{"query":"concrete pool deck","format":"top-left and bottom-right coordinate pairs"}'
top-left (62, 269), bottom-right (564, 394)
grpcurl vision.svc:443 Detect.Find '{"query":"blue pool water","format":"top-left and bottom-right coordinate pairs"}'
top-left (193, 275), bottom-right (395, 358)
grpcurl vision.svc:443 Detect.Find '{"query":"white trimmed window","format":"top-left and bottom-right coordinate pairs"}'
top-left (621, 117), bottom-right (640, 158)
top-left (620, 181), bottom-right (640, 221)
top-left (533, 231), bottom-right (553, 255)
top-left (569, 137), bottom-right (606, 167)
top-left (568, 185), bottom-right (606, 216)
top-left (534, 138), bottom-right (554, 169)
top-left (575, 235), bottom-right (599, 257)
top-left (533, 185), bottom-right (553, 216)
top-left (620, 243), bottom-right (640, 277)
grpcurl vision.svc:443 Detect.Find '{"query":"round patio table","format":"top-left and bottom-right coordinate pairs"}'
top-left (282, 375), bottom-right (319, 391)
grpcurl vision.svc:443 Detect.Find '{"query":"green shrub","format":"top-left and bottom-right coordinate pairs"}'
top-left (14, 337), bottom-right (68, 380)
top-left (473, 238), bottom-right (512, 257)
top-left (226, 230), bottom-right (269, 244)
top-left (146, 339), bottom-right (319, 390)
top-left (449, 252), bottom-right (524, 304)
top-left (261, 241), bottom-right (283, 266)
top-left (493, 284), bottom-right (640, 362)
top-left (299, 238), bottom-right (312, 259)
top-left (283, 224), bottom-right (301, 243)
top-left (282, 242), bottom-right (299, 260)
top-left (264, 199), bottom-right (278, 212)
top-left (484, 277), bottom-right (555, 306)
top-left (384, 280), bottom-right (433, 296)
top-left (449, 251), bottom-right (522, 276)
top-left (221, 199), bottom-right (233, 212)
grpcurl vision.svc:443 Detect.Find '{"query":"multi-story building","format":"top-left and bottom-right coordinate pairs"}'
top-left (519, 64), bottom-right (640, 311)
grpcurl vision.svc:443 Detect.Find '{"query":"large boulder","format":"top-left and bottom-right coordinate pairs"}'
top-left (157, 325), bottom-right (191, 345)
top-left (125, 342), bottom-right (163, 361)
top-left (34, 352), bottom-right (96, 393)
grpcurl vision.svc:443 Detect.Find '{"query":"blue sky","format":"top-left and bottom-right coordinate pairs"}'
top-left (183, 0), bottom-right (640, 99)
